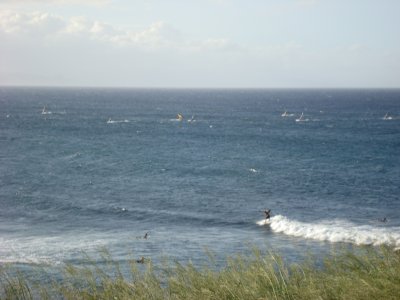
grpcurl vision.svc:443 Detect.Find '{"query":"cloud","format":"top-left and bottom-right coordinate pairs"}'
top-left (0, 11), bottom-right (65, 36)
top-left (0, 10), bottom-right (240, 52)
top-left (2, 8), bottom-right (397, 88)
top-left (0, 11), bottom-right (162, 47)
top-left (0, 10), bottom-right (246, 87)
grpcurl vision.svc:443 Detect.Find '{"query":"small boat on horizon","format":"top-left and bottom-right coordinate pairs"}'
top-left (383, 112), bottom-right (393, 120)
top-left (281, 110), bottom-right (294, 117)
top-left (176, 114), bottom-right (184, 121)
top-left (41, 106), bottom-right (52, 115)
top-left (169, 113), bottom-right (184, 122)
top-left (295, 112), bottom-right (309, 122)
top-left (107, 118), bottom-right (129, 124)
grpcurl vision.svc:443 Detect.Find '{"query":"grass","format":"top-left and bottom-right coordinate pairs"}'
top-left (1, 246), bottom-right (400, 299)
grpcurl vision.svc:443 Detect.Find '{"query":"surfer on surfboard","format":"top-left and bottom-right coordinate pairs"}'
top-left (263, 209), bottom-right (271, 221)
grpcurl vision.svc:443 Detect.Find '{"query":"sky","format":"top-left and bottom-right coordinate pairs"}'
top-left (0, 0), bottom-right (399, 88)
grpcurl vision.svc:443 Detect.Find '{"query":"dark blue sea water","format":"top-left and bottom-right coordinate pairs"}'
top-left (1, 88), bottom-right (400, 271)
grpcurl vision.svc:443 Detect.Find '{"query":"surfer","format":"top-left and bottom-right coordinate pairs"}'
top-left (263, 209), bottom-right (271, 220)
top-left (136, 256), bottom-right (145, 264)
top-left (144, 232), bottom-right (149, 239)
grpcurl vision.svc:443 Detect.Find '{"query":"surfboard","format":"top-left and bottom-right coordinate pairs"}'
top-left (257, 219), bottom-right (271, 226)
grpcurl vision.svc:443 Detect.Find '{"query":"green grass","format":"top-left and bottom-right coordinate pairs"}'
top-left (1, 246), bottom-right (400, 299)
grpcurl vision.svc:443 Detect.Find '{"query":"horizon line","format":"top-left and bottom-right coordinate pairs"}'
top-left (1, 85), bottom-right (400, 90)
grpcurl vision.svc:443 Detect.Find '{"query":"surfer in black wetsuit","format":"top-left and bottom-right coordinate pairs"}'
top-left (263, 209), bottom-right (271, 220)
top-left (136, 256), bottom-right (145, 264)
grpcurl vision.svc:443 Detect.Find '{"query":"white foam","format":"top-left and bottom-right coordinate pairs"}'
top-left (107, 119), bottom-right (129, 124)
top-left (0, 233), bottom-right (115, 265)
top-left (258, 215), bottom-right (400, 247)
top-left (257, 219), bottom-right (271, 226)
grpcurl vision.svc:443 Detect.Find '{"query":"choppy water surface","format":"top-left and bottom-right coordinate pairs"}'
top-left (1, 88), bottom-right (399, 271)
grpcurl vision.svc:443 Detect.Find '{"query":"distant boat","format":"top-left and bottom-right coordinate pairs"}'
top-left (295, 112), bottom-right (309, 122)
top-left (169, 114), bottom-right (184, 122)
top-left (281, 110), bottom-right (294, 117)
top-left (176, 114), bottom-right (184, 121)
top-left (107, 118), bottom-right (129, 124)
top-left (41, 106), bottom-right (52, 115)
top-left (383, 112), bottom-right (393, 120)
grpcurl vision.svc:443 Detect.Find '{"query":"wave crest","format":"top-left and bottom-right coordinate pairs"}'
top-left (258, 215), bottom-right (400, 247)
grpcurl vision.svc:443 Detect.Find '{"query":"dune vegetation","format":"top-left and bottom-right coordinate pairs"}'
top-left (1, 246), bottom-right (399, 300)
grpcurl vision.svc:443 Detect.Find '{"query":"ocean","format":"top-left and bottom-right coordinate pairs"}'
top-left (1, 88), bottom-right (399, 273)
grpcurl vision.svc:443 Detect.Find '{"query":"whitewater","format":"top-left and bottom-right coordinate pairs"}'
top-left (258, 215), bottom-right (400, 248)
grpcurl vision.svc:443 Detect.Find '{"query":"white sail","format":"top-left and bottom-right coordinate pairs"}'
top-left (383, 112), bottom-right (393, 120)
top-left (41, 106), bottom-right (52, 115)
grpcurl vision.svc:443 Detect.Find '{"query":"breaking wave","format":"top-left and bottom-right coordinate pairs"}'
top-left (258, 215), bottom-right (400, 247)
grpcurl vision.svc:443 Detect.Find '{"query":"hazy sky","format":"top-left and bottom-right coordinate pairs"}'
top-left (1, 0), bottom-right (399, 88)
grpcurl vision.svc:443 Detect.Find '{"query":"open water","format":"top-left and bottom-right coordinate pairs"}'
top-left (1, 88), bottom-right (399, 272)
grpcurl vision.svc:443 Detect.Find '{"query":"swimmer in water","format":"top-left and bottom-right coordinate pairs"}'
top-left (136, 257), bottom-right (145, 264)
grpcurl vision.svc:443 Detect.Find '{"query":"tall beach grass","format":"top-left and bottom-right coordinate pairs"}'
top-left (1, 246), bottom-right (399, 299)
